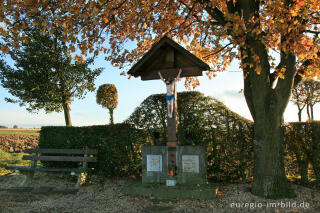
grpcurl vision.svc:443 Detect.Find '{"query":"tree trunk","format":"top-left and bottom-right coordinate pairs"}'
top-left (245, 90), bottom-right (294, 198)
top-left (108, 108), bottom-right (114, 125)
top-left (62, 101), bottom-right (72, 126)
top-left (310, 105), bottom-right (314, 120)
top-left (298, 109), bottom-right (302, 122)
top-left (241, 39), bottom-right (295, 198)
top-left (310, 123), bottom-right (320, 183)
top-left (312, 164), bottom-right (320, 184)
top-left (306, 104), bottom-right (311, 121)
top-left (251, 110), bottom-right (294, 198)
top-left (297, 159), bottom-right (309, 185)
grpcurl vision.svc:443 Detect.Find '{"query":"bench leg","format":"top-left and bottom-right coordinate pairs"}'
top-left (74, 172), bottom-right (87, 189)
top-left (20, 171), bottom-right (34, 186)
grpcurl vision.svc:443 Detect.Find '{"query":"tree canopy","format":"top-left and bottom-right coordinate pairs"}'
top-left (0, 28), bottom-right (103, 126)
top-left (1, 1), bottom-right (319, 81)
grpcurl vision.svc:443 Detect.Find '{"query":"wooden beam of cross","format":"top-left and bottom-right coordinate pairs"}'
top-left (128, 36), bottom-right (210, 145)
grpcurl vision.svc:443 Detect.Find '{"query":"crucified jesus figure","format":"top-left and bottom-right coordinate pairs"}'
top-left (158, 69), bottom-right (182, 118)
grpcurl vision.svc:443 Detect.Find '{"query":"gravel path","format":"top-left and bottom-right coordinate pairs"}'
top-left (0, 173), bottom-right (319, 213)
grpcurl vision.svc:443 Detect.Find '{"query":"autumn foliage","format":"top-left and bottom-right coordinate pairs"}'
top-left (0, 1), bottom-right (319, 80)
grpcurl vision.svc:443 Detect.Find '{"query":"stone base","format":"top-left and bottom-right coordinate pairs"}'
top-left (142, 145), bottom-right (206, 184)
top-left (123, 182), bottom-right (216, 200)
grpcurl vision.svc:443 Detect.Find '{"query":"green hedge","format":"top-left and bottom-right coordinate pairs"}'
top-left (38, 92), bottom-right (320, 185)
top-left (39, 124), bottom-right (150, 177)
top-left (284, 121), bottom-right (320, 184)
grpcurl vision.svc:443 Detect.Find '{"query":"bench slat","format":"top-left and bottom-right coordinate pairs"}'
top-left (35, 167), bottom-right (86, 172)
top-left (5, 166), bottom-right (86, 173)
top-left (23, 155), bottom-right (97, 162)
top-left (5, 166), bottom-right (31, 170)
top-left (24, 148), bottom-right (97, 155)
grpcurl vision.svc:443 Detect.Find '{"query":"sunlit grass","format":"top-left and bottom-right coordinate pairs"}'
top-left (0, 130), bottom-right (39, 135)
top-left (0, 149), bottom-right (30, 176)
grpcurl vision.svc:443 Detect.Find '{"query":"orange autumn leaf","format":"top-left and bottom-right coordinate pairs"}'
top-left (61, 37), bottom-right (68, 42)
top-left (24, 0), bottom-right (36, 6)
top-left (69, 44), bottom-right (75, 52)
top-left (1, 45), bottom-right (9, 54)
top-left (13, 42), bottom-right (19, 50)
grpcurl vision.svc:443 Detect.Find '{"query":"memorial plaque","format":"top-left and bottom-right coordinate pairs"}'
top-left (182, 155), bottom-right (199, 173)
top-left (147, 155), bottom-right (162, 172)
top-left (166, 179), bottom-right (177, 186)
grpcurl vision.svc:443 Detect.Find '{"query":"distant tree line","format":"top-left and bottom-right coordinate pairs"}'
top-left (291, 80), bottom-right (320, 121)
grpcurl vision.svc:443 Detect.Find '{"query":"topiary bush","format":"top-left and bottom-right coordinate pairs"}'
top-left (39, 124), bottom-right (150, 177)
top-left (96, 84), bottom-right (118, 125)
top-left (126, 91), bottom-right (254, 182)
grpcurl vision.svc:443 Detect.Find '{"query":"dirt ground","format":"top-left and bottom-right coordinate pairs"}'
top-left (0, 172), bottom-right (319, 213)
top-left (0, 134), bottom-right (39, 153)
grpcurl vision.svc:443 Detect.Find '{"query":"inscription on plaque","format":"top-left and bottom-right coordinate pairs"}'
top-left (147, 155), bottom-right (162, 172)
top-left (182, 155), bottom-right (199, 173)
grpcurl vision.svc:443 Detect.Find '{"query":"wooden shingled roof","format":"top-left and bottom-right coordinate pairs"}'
top-left (127, 36), bottom-right (210, 81)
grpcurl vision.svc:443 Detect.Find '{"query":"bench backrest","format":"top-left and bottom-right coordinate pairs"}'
top-left (22, 148), bottom-right (97, 163)
top-left (25, 148), bottom-right (97, 155)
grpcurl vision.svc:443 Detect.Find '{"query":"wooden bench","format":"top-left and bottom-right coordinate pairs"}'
top-left (6, 148), bottom-right (97, 189)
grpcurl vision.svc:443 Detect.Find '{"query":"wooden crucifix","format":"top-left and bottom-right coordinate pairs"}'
top-left (128, 35), bottom-right (210, 147)
top-left (158, 69), bottom-right (182, 145)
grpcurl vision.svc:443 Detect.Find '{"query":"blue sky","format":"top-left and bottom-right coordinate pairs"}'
top-left (0, 46), bottom-right (317, 128)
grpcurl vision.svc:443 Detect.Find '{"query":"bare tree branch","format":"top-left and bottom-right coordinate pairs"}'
top-left (203, 43), bottom-right (232, 59)
top-left (305, 30), bottom-right (320, 35)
